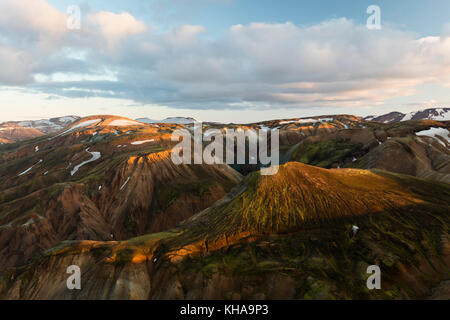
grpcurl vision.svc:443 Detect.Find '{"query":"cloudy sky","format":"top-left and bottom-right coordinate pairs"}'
top-left (0, 0), bottom-right (450, 123)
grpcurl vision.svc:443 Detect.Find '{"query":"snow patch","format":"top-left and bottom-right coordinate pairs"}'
top-left (137, 117), bottom-right (196, 124)
top-left (22, 218), bottom-right (35, 227)
top-left (120, 177), bottom-right (131, 191)
top-left (402, 109), bottom-right (450, 121)
top-left (297, 118), bottom-right (318, 124)
top-left (130, 139), bottom-right (155, 145)
top-left (70, 148), bottom-right (101, 176)
top-left (432, 109), bottom-right (450, 121)
top-left (18, 159), bottom-right (43, 176)
top-left (53, 119), bottom-right (101, 138)
top-left (59, 116), bottom-right (78, 123)
top-left (109, 119), bottom-right (143, 127)
top-left (280, 119), bottom-right (314, 125)
top-left (66, 119), bottom-right (101, 131)
top-left (401, 112), bottom-right (416, 122)
top-left (279, 118), bottom-right (334, 125)
top-left (416, 127), bottom-right (450, 147)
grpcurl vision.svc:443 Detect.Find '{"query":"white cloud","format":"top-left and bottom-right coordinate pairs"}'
top-left (85, 11), bottom-right (148, 49)
top-left (0, 46), bottom-right (35, 84)
top-left (0, 0), bottom-right (449, 113)
top-left (0, 0), bottom-right (67, 50)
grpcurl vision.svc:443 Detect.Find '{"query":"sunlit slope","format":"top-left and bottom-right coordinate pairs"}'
top-left (178, 162), bottom-right (449, 241)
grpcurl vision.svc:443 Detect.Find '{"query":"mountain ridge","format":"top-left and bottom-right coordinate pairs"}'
top-left (364, 108), bottom-right (450, 123)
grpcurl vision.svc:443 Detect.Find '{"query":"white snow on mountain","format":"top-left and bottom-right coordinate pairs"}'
top-left (367, 108), bottom-right (449, 123)
top-left (130, 139), bottom-right (155, 145)
top-left (416, 127), bottom-right (450, 147)
top-left (109, 119), bottom-right (143, 126)
top-left (18, 159), bottom-right (43, 176)
top-left (401, 108), bottom-right (450, 122)
top-left (15, 116), bottom-right (80, 134)
top-left (432, 108), bottom-right (450, 121)
top-left (279, 118), bottom-right (334, 125)
top-left (136, 117), bottom-right (196, 124)
top-left (400, 112), bottom-right (415, 121)
top-left (53, 119), bottom-right (102, 138)
top-left (70, 148), bottom-right (101, 176)
top-left (120, 177), bottom-right (131, 191)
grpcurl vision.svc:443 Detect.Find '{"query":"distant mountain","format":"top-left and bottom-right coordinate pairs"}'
top-left (15, 116), bottom-right (80, 134)
top-left (136, 117), bottom-right (197, 124)
top-left (0, 116), bottom-right (80, 143)
top-left (365, 108), bottom-right (450, 123)
top-left (0, 123), bottom-right (44, 144)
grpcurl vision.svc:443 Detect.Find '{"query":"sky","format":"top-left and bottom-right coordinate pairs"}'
top-left (0, 0), bottom-right (449, 123)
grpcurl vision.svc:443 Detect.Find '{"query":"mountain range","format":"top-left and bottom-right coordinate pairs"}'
top-left (364, 108), bottom-right (450, 123)
top-left (2, 108), bottom-right (447, 144)
top-left (0, 116), bottom-right (80, 144)
top-left (0, 110), bottom-right (448, 299)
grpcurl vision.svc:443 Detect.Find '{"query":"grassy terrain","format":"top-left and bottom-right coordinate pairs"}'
top-left (177, 203), bottom-right (449, 299)
top-left (291, 140), bottom-right (364, 168)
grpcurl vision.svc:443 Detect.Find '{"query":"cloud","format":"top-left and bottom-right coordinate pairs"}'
top-left (0, 0), bottom-right (449, 112)
top-left (85, 11), bottom-right (148, 49)
top-left (0, 46), bottom-right (35, 84)
top-left (0, 0), bottom-right (67, 50)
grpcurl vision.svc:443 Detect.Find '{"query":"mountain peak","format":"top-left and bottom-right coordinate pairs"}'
top-left (365, 108), bottom-right (450, 123)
